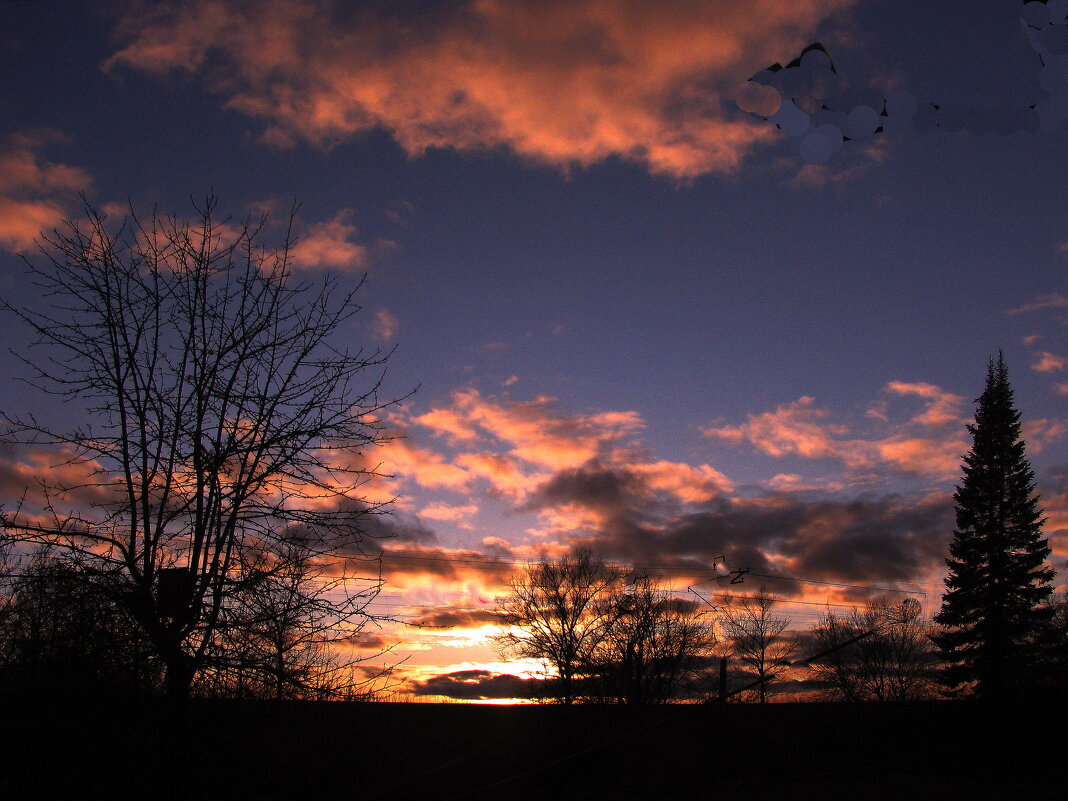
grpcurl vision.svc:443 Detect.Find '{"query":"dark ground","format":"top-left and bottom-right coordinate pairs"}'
top-left (1, 695), bottom-right (1063, 800)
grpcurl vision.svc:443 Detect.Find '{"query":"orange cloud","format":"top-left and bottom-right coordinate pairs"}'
top-left (628, 460), bottom-right (734, 503)
top-left (875, 436), bottom-right (964, 478)
top-left (413, 407), bottom-right (482, 444)
top-left (884, 381), bottom-right (964, 427)
top-left (704, 396), bottom-right (854, 463)
top-left (288, 209), bottom-right (367, 271)
top-left (380, 439), bottom-right (471, 491)
top-left (0, 131), bottom-right (91, 253)
top-left (443, 389), bottom-right (643, 470)
top-left (706, 393), bottom-right (966, 479)
top-left (420, 502), bottom-right (479, 522)
top-left (106, 0), bottom-right (855, 178)
top-left (1032, 351), bottom-right (1067, 373)
top-left (454, 452), bottom-right (543, 500)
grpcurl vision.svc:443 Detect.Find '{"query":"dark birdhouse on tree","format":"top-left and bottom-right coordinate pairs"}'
top-left (158, 567), bottom-right (194, 622)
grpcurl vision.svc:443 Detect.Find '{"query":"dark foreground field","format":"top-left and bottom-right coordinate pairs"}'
top-left (2, 696), bottom-right (1063, 800)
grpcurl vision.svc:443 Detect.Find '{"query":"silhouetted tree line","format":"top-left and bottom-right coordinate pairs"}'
top-left (0, 545), bottom-right (162, 694)
top-left (0, 541), bottom-right (382, 699)
top-left (4, 540), bottom-right (1064, 702)
top-left (493, 356), bottom-right (1067, 704)
top-left (495, 550), bottom-right (1068, 704)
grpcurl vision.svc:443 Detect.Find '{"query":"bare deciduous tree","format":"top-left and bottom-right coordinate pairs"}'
top-left (0, 196), bottom-right (400, 697)
top-left (586, 576), bottom-right (716, 703)
top-left (494, 549), bottom-right (621, 704)
top-left (496, 555), bottom-right (717, 704)
top-left (807, 599), bottom-right (938, 702)
top-left (720, 588), bottom-right (794, 703)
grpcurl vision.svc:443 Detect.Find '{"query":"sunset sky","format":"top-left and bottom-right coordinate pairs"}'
top-left (2, 0), bottom-right (1067, 700)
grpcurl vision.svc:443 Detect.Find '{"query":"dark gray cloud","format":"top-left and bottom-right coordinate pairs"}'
top-left (596, 493), bottom-right (951, 585)
top-left (409, 607), bottom-right (504, 628)
top-left (358, 509), bottom-right (437, 545)
top-left (534, 463), bottom-right (649, 512)
top-left (527, 460), bottom-right (954, 587)
top-left (370, 544), bottom-right (516, 584)
top-left (411, 669), bottom-right (543, 700)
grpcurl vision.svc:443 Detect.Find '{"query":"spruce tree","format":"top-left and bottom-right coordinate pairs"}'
top-left (934, 353), bottom-right (1055, 699)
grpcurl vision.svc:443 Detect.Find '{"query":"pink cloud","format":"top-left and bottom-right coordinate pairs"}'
top-left (413, 407), bottom-right (482, 444)
top-left (1022, 418), bottom-right (1068, 454)
top-left (0, 132), bottom-right (91, 253)
top-left (0, 137), bottom-right (88, 195)
top-left (0, 444), bottom-right (121, 524)
top-left (875, 436), bottom-right (964, 478)
top-left (0, 198), bottom-right (69, 253)
top-left (387, 390), bottom-right (649, 503)
top-left (288, 209), bottom-right (368, 271)
top-left (704, 396), bottom-right (853, 462)
top-left (106, 0), bottom-right (855, 179)
top-left (454, 452), bottom-right (542, 500)
top-left (884, 381), bottom-right (964, 427)
top-left (380, 439), bottom-right (471, 491)
top-left (398, 391), bottom-right (730, 506)
top-left (628, 460), bottom-right (734, 503)
top-left (525, 503), bottom-right (606, 538)
top-left (1009, 293), bottom-right (1068, 314)
top-left (763, 473), bottom-right (845, 493)
top-left (1032, 351), bottom-right (1067, 373)
top-left (706, 393), bottom-right (966, 479)
top-left (372, 308), bottom-right (398, 341)
top-left (1039, 482), bottom-right (1068, 571)
top-left (446, 389), bottom-right (643, 469)
top-left (420, 502), bottom-right (479, 522)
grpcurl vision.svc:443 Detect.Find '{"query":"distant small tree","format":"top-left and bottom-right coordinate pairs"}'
top-left (494, 550), bottom-right (620, 704)
top-left (585, 576), bottom-right (716, 703)
top-left (808, 600), bottom-right (938, 702)
top-left (933, 354), bottom-right (1055, 699)
top-left (720, 588), bottom-right (794, 703)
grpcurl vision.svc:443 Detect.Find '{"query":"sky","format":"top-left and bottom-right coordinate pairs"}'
top-left (1, 0), bottom-right (1067, 701)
